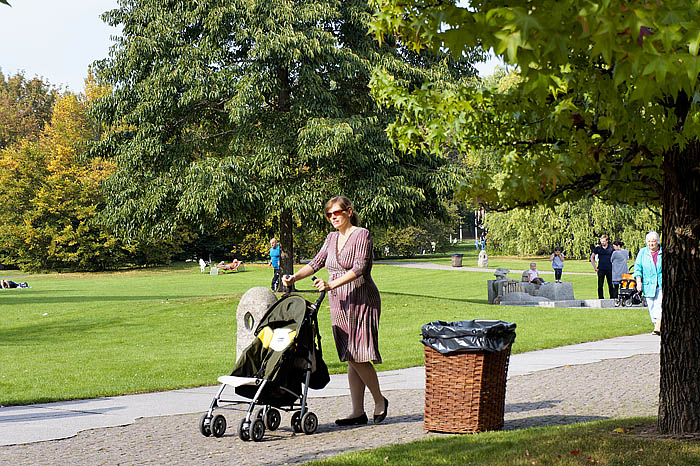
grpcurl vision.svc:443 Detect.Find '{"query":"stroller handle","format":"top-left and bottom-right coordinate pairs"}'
top-left (282, 274), bottom-right (326, 310)
top-left (310, 276), bottom-right (326, 311)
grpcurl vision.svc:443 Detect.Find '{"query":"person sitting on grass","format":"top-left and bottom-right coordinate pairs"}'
top-left (217, 259), bottom-right (242, 271)
top-left (527, 262), bottom-right (546, 285)
top-left (1, 279), bottom-right (29, 289)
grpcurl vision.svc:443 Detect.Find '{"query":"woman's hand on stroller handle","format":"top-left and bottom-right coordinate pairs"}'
top-left (312, 277), bottom-right (332, 292)
top-left (282, 274), bottom-right (294, 287)
top-left (282, 274), bottom-right (327, 295)
top-left (309, 276), bottom-right (327, 308)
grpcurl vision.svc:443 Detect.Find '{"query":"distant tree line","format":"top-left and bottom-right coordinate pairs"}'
top-left (0, 70), bottom-right (186, 271)
top-left (1, 68), bottom-right (659, 272)
top-left (0, 68), bottom-right (460, 271)
top-left (485, 198), bottom-right (660, 259)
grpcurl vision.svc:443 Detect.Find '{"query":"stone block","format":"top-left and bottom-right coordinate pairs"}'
top-left (520, 282), bottom-right (539, 296)
top-left (537, 282), bottom-right (575, 301)
top-left (550, 300), bottom-right (586, 308)
top-left (236, 287), bottom-right (278, 362)
top-left (581, 299), bottom-right (617, 308)
top-left (478, 250), bottom-right (488, 267)
top-left (487, 279), bottom-right (498, 304)
top-left (500, 291), bottom-right (550, 305)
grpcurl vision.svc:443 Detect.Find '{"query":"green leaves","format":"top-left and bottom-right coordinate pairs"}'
top-left (92, 0), bottom-right (466, 245)
top-left (368, 0), bottom-right (700, 211)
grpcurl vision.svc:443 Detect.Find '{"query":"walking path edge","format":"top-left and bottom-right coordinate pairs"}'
top-left (0, 333), bottom-right (660, 447)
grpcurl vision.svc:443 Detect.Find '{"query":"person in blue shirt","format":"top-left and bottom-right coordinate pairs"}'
top-left (590, 234), bottom-right (615, 299)
top-left (269, 237), bottom-right (281, 291)
top-left (634, 231), bottom-right (663, 335)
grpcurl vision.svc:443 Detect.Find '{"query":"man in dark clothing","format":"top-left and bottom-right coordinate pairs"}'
top-left (590, 234), bottom-right (615, 299)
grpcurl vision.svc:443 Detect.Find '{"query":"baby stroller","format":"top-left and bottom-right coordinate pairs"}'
top-left (615, 267), bottom-right (647, 307)
top-left (199, 284), bottom-right (329, 441)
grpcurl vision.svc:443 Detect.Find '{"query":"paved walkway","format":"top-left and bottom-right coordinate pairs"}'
top-left (0, 334), bottom-right (660, 465)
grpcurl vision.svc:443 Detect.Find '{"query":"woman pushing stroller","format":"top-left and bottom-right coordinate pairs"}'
top-left (283, 196), bottom-right (388, 426)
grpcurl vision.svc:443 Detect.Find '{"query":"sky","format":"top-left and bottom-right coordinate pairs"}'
top-left (0, 0), bottom-right (120, 93)
top-left (0, 1), bottom-right (501, 94)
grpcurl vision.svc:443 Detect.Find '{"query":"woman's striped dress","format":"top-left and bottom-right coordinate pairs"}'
top-left (308, 227), bottom-right (382, 364)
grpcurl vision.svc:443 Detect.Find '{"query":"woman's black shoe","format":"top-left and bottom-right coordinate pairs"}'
top-left (373, 397), bottom-right (389, 424)
top-left (335, 413), bottom-right (368, 426)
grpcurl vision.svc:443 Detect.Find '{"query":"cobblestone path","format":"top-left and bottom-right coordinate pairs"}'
top-left (0, 354), bottom-right (659, 466)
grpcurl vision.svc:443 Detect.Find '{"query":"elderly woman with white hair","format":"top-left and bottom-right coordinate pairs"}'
top-left (634, 231), bottom-right (663, 335)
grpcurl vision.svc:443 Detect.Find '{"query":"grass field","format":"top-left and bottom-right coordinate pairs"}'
top-left (0, 252), bottom-right (649, 406)
top-left (309, 418), bottom-right (700, 466)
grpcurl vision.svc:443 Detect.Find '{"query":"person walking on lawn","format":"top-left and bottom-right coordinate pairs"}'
top-left (269, 237), bottom-right (281, 291)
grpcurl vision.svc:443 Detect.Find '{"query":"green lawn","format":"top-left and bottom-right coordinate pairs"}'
top-left (308, 418), bottom-right (700, 465)
top-left (0, 258), bottom-right (649, 406)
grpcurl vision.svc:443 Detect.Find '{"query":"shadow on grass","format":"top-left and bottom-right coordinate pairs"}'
top-left (382, 290), bottom-right (489, 305)
top-left (0, 318), bottom-right (130, 344)
top-left (0, 293), bottom-right (203, 305)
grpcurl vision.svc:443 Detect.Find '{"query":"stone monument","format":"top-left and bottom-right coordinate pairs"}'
top-left (478, 249), bottom-right (489, 267)
top-left (488, 268), bottom-right (576, 306)
top-left (487, 268), bottom-right (523, 304)
top-left (236, 287), bottom-right (278, 362)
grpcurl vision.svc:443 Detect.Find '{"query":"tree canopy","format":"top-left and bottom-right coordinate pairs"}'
top-left (370, 0), bottom-right (700, 434)
top-left (91, 0), bottom-right (480, 274)
top-left (0, 75), bottom-right (184, 271)
top-left (369, 0), bottom-right (700, 209)
top-left (0, 71), bottom-right (56, 150)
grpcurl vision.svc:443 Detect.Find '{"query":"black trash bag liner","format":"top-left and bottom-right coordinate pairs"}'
top-left (421, 319), bottom-right (516, 354)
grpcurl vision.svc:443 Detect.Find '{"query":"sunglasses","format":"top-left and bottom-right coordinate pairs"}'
top-left (326, 209), bottom-right (346, 219)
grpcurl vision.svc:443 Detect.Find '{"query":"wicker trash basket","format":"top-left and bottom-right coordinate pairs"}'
top-left (423, 344), bottom-right (512, 434)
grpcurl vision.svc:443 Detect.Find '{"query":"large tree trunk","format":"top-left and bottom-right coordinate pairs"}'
top-left (658, 141), bottom-right (700, 434)
top-left (279, 207), bottom-right (295, 280)
top-left (276, 64), bottom-right (294, 287)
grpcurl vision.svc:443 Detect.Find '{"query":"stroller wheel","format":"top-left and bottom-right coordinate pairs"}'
top-left (251, 419), bottom-right (265, 442)
top-left (265, 408), bottom-right (281, 431)
top-left (301, 411), bottom-right (318, 435)
top-left (199, 413), bottom-right (211, 437)
top-left (291, 411), bottom-right (303, 433)
top-left (238, 418), bottom-right (251, 441)
top-left (624, 298), bottom-right (633, 307)
top-left (211, 414), bottom-right (227, 438)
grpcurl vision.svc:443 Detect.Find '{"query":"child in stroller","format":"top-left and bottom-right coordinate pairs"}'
top-left (199, 280), bottom-right (329, 441)
top-left (615, 268), bottom-right (647, 307)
